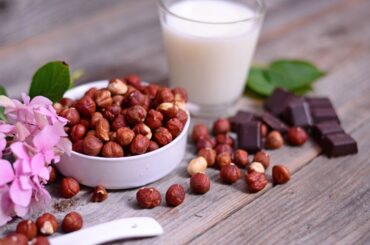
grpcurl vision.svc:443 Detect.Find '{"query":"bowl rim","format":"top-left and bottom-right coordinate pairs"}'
top-left (64, 80), bottom-right (191, 162)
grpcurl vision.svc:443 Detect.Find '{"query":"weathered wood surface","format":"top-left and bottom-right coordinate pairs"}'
top-left (1, 0), bottom-right (370, 244)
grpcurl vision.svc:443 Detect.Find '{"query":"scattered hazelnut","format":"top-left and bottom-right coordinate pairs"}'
top-left (147, 140), bottom-right (160, 152)
top-left (62, 212), bottom-right (83, 233)
top-left (247, 162), bottom-right (265, 174)
top-left (16, 220), bottom-right (37, 241)
top-left (136, 187), bottom-right (162, 208)
top-left (111, 114), bottom-right (127, 131)
top-left (190, 173), bottom-right (210, 194)
top-left (220, 164), bottom-right (241, 184)
top-left (166, 184), bottom-right (185, 207)
top-left (212, 118), bottom-right (231, 134)
top-left (116, 127), bottom-right (135, 146)
top-left (31, 236), bottom-right (50, 245)
top-left (60, 108), bottom-right (80, 126)
top-left (83, 135), bottom-right (103, 156)
top-left (48, 166), bottom-right (57, 185)
top-left (287, 127), bottom-right (308, 146)
top-left (266, 130), bottom-right (284, 149)
top-left (133, 123), bottom-right (152, 139)
top-left (172, 87), bottom-right (188, 102)
top-left (233, 149), bottom-right (249, 168)
top-left (215, 134), bottom-right (234, 146)
top-left (0, 233), bottom-right (28, 245)
top-left (130, 134), bottom-right (150, 155)
top-left (36, 213), bottom-right (58, 236)
top-left (102, 141), bottom-right (124, 158)
top-left (155, 88), bottom-right (174, 104)
top-left (60, 177), bottom-right (80, 198)
top-left (196, 138), bottom-right (214, 151)
top-left (94, 89), bottom-right (112, 108)
top-left (70, 124), bottom-right (87, 142)
top-left (191, 124), bottom-right (209, 142)
top-left (198, 148), bottom-right (216, 167)
top-left (214, 144), bottom-right (233, 155)
top-left (92, 185), bottom-right (109, 202)
top-left (126, 105), bottom-right (147, 125)
top-left (108, 78), bottom-right (128, 95)
top-left (245, 172), bottom-right (268, 193)
top-left (153, 127), bottom-right (173, 146)
top-left (187, 156), bottom-right (207, 176)
top-left (75, 96), bottom-right (96, 117)
top-left (216, 152), bottom-right (232, 169)
top-left (260, 123), bottom-right (268, 137)
top-left (253, 151), bottom-right (270, 169)
top-left (96, 118), bottom-right (110, 142)
top-left (166, 118), bottom-right (184, 138)
top-left (272, 165), bottom-right (291, 184)
top-left (59, 98), bottom-right (75, 108)
top-left (145, 109), bottom-right (163, 129)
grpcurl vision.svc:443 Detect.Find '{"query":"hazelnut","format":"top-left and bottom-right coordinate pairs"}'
top-left (272, 165), bottom-right (291, 184)
top-left (287, 127), bottom-right (308, 146)
top-left (136, 187), bottom-right (162, 208)
top-left (187, 156), bottom-right (207, 176)
top-left (233, 149), bottom-right (249, 168)
top-left (91, 185), bottom-right (108, 202)
top-left (125, 74), bottom-right (142, 89)
top-left (108, 78), bottom-right (128, 95)
top-left (166, 118), bottom-right (183, 138)
top-left (59, 97), bottom-right (75, 107)
top-left (196, 138), bottom-right (214, 151)
top-left (91, 112), bottom-right (104, 128)
top-left (215, 134), bottom-right (234, 146)
top-left (147, 141), bottom-right (160, 152)
top-left (94, 89), bottom-right (112, 108)
top-left (247, 162), bottom-right (265, 174)
top-left (16, 220), bottom-right (37, 240)
top-left (60, 108), bottom-right (80, 126)
top-left (62, 212), bottom-right (83, 233)
top-left (60, 177), bottom-right (80, 198)
top-left (84, 87), bottom-right (98, 98)
top-left (126, 90), bottom-right (146, 107)
top-left (133, 123), bottom-right (152, 140)
top-left (112, 95), bottom-right (124, 106)
top-left (174, 100), bottom-right (187, 111)
top-left (245, 171), bottom-right (268, 193)
top-left (70, 124), bottom-right (87, 142)
top-left (172, 87), bottom-right (188, 102)
top-left (75, 96), bottom-right (96, 117)
top-left (153, 127), bottom-right (173, 146)
top-left (53, 103), bottom-right (63, 114)
top-left (96, 118), bottom-right (110, 142)
top-left (253, 151), bottom-right (270, 169)
top-left (72, 140), bottom-right (84, 153)
top-left (143, 84), bottom-right (160, 99)
top-left (216, 152), bottom-right (232, 169)
top-left (157, 102), bottom-right (179, 119)
top-left (155, 88), bottom-right (174, 104)
top-left (31, 236), bottom-right (50, 245)
top-left (145, 109), bottom-right (163, 129)
top-left (116, 127), bottom-right (135, 146)
top-left (220, 164), bottom-right (241, 184)
top-left (102, 104), bottom-right (121, 121)
top-left (0, 233), bottom-right (28, 245)
top-left (198, 148), bottom-right (216, 167)
top-left (214, 144), bottom-right (233, 155)
top-left (166, 184), bottom-right (185, 207)
top-left (83, 135), bottom-right (103, 156)
top-left (126, 105), bottom-right (147, 125)
top-left (130, 134), bottom-right (150, 155)
top-left (191, 124), bottom-right (209, 142)
top-left (266, 130), bottom-right (284, 149)
top-left (102, 141), bottom-right (124, 158)
top-left (190, 173), bottom-right (210, 194)
top-left (260, 123), bottom-right (268, 137)
top-left (175, 109), bottom-right (188, 125)
top-left (48, 166), bottom-right (57, 185)
top-left (36, 213), bottom-right (58, 236)
top-left (111, 114), bottom-right (127, 131)
top-left (212, 118), bottom-right (231, 134)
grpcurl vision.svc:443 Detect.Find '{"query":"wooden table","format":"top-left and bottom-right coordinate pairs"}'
top-left (1, 0), bottom-right (370, 244)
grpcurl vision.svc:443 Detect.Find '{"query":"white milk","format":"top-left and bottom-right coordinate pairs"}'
top-left (161, 0), bottom-right (263, 107)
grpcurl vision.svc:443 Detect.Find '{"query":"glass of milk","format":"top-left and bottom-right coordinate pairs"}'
top-left (158, 0), bottom-right (265, 117)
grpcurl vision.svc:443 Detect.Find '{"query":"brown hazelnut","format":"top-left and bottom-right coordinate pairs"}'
top-left (62, 212), bottom-right (83, 233)
top-left (31, 236), bottom-right (50, 245)
top-left (126, 105), bottom-right (147, 125)
top-left (215, 134), bottom-right (234, 146)
top-left (130, 134), bottom-right (150, 155)
top-left (126, 90), bottom-right (147, 107)
top-left (166, 118), bottom-right (183, 138)
top-left (36, 213), bottom-right (58, 236)
top-left (196, 138), bottom-right (214, 151)
top-left (247, 162), bottom-right (265, 174)
top-left (287, 127), bottom-right (308, 146)
top-left (157, 102), bottom-right (179, 119)
top-left (220, 164), bottom-right (241, 184)
top-left (175, 109), bottom-right (188, 125)
top-left (108, 78), bottom-right (128, 95)
top-left (166, 184), bottom-right (185, 207)
top-left (214, 144), bottom-right (233, 155)
top-left (60, 108), bottom-right (80, 126)
top-left (96, 118), bottom-right (110, 142)
top-left (253, 151), bottom-right (270, 169)
top-left (145, 109), bottom-right (163, 129)
top-left (91, 112), bottom-right (104, 128)
top-left (53, 103), bottom-right (63, 114)
top-left (266, 130), bottom-right (284, 149)
top-left (70, 123), bottom-right (87, 142)
top-left (172, 87), bottom-right (188, 102)
top-left (75, 96), bottom-right (96, 117)
top-left (102, 141), bottom-right (124, 158)
top-left (84, 87), bottom-right (98, 98)
top-left (233, 149), bottom-right (249, 168)
top-left (260, 123), bottom-right (268, 137)
top-left (103, 104), bottom-right (121, 119)
top-left (136, 187), bottom-right (161, 208)
top-left (72, 140), bottom-right (84, 153)
top-left (59, 97), bottom-right (75, 107)
top-left (133, 123), bottom-right (152, 139)
top-left (147, 141), bottom-right (160, 152)
top-left (155, 87), bottom-right (174, 104)
top-left (112, 95), bottom-right (124, 106)
top-left (48, 166), bottom-right (57, 185)
top-left (198, 148), bottom-right (216, 167)
top-left (272, 165), bottom-right (291, 184)
top-left (153, 127), bottom-right (173, 146)
top-left (212, 118), bottom-right (231, 134)
top-left (94, 89), bottom-right (112, 108)
top-left (16, 220), bottom-right (37, 241)
top-left (125, 74), bottom-right (142, 90)
top-left (86, 130), bottom-right (97, 137)
top-left (191, 124), bottom-right (209, 142)
top-left (111, 114), bottom-right (127, 131)
top-left (190, 173), bottom-right (210, 194)
top-left (143, 84), bottom-right (160, 99)
top-left (60, 177), bottom-right (80, 198)
top-left (116, 127), bottom-right (135, 146)
top-left (0, 233), bottom-right (28, 245)
top-left (187, 156), bottom-right (207, 176)
top-left (83, 135), bottom-right (103, 156)
top-left (216, 152), bottom-right (232, 169)
top-left (245, 171), bottom-right (268, 193)
top-left (91, 185), bottom-right (108, 202)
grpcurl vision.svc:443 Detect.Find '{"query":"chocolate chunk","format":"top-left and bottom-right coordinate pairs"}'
top-left (312, 121), bottom-right (344, 140)
top-left (285, 99), bottom-right (312, 127)
top-left (321, 133), bottom-right (358, 157)
top-left (264, 88), bottom-right (298, 116)
top-left (229, 110), bottom-right (257, 132)
top-left (311, 107), bottom-right (340, 124)
top-left (237, 121), bottom-right (263, 153)
top-left (261, 112), bottom-right (288, 133)
top-left (306, 97), bottom-right (333, 108)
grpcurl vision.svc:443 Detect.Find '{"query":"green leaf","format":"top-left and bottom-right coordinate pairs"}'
top-left (246, 68), bottom-right (276, 96)
top-left (29, 61), bottom-right (71, 102)
top-left (70, 69), bottom-right (85, 89)
top-left (292, 85), bottom-right (313, 96)
top-left (0, 85), bottom-right (8, 121)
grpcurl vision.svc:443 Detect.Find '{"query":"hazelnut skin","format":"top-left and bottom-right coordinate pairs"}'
top-left (126, 105), bottom-right (147, 125)
top-left (157, 102), bottom-right (179, 119)
top-left (191, 124), bottom-right (209, 142)
top-left (176, 109), bottom-right (188, 125)
top-left (143, 84), bottom-right (161, 99)
top-left (212, 118), bottom-right (231, 134)
top-left (190, 173), bottom-right (211, 194)
top-left (215, 134), bottom-right (234, 146)
top-left (272, 165), bottom-right (291, 184)
top-left (216, 152), bottom-right (232, 169)
top-left (111, 114), bottom-right (127, 131)
top-left (153, 127), bottom-right (173, 146)
top-left (48, 166), bottom-right (57, 185)
top-left (136, 187), bottom-right (162, 208)
top-left (125, 74), bottom-right (142, 90)
top-left (133, 123), bottom-right (152, 140)
top-left (92, 185), bottom-right (109, 202)
top-left (70, 124), bottom-right (87, 142)
top-left (245, 172), bottom-right (268, 193)
top-left (112, 95), bottom-right (124, 106)
top-left (253, 151), bottom-right (270, 169)
top-left (187, 156), bottom-right (207, 176)
top-left (198, 148), bottom-right (217, 167)
top-left (127, 90), bottom-right (147, 107)
top-left (83, 135), bottom-right (103, 156)
top-left (0, 233), bottom-right (28, 245)
top-left (233, 149), bottom-right (249, 168)
top-left (266, 130), bottom-right (284, 149)
top-left (287, 127), bottom-right (308, 146)
top-left (16, 220), bottom-right (37, 241)
top-left (31, 236), bottom-right (50, 245)
top-left (59, 97), bottom-right (75, 107)
top-left (196, 138), bottom-right (214, 151)
top-left (145, 109), bottom-right (163, 130)
top-left (214, 144), bottom-right (233, 155)
top-left (220, 164), bottom-right (241, 184)
top-left (102, 141), bottom-right (124, 158)
top-left (166, 118), bottom-right (184, 138)
top-left (130, 134), bottom-right (150, 155)
top-left (84, 87), bottom-right (98, 98)
top-left (166, 184), bottom-right (185, 207)
top-left (172, 87), bottom-right (188, 102)
top-left (155, 88), bottom-right (174, 104)
top-left (94, 89), bottom-right (112, 108)
top-left (247, 162), bottom-right (265, 174)
top-left (60, 177), bottom-right (80, 198)
top-left (60, 108), bottom-right (80, 126)
top-left (75, 96), bottom-right (96, 117)
top-left (62, 212), bottom-right (83, 233)
top-left (116, 127), bottom-right (135, 146)
top-left (36, 213), bottom-right (58, 236)
top-left (72, 140), bottom-right (84, 153)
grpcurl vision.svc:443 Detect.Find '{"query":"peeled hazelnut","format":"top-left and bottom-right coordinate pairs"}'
top-left (153, 127), bottom-right (173, 146)
top-left (147, 141), bottom-right (159, 152)
top-left (36, 213), bottom-right (58, 236)
top-left (145, 109), bottom-right (163, 129)
top-left (1, 233), bottom-right (28, 245)
top-left (125, 74), bottom-right (142, 90)
top-left (136, 187), bottom-right (161, 208)
top-left (83, 135), bottom-right (103, 156)
top-left (190, 173), bottom-right (210, 194)
top-left (133, 123), bottom-right (152, 139)
top-left (214, 144), bottom-right (233, 155)
top-left (266, 130), bottom-right (284, 149)
top-left (31, 236), bottom-right (50, 245)
top-left (126, 105), bottom-right (147, 125)
top-left (260, 123), bottom-right (268, 137)
top-left (175, 109), bottom-right (188, 125)
top-left (216, 152), bottom-right (232, 169)
top-left (157, 102), bottom-right (179, 119)
top-left (127, 90), bottom-right (146, 107)
top-left (245, 171), bottom-right (268, 193)
top-left (272, 165), bottom-right (291, 184)
top-left (94, 89), bottom-right (112, 108)
top-left (130, 134), bottom-right (150, 155)
top-left (72, 140), bottom-right (84, 153)
top-left (174, 100), bottom-right (187, 111)
top-left (112, 114), bottom-right (127, 131)
top-left (16, 220), bottom-right (37, 241)
top-left (187, 156), bottom-right (207, 176)
top-left (196, 138), bottom-right (214, 151)
top-left (48, 166), bottom-right (57, 185)
top-left (220, 164), bottom-right (241, 184)
top-left (70, 124), bottom-right (87, 142)
top-left (112, 95), bottom-right (124, 106)
top-left (62, 212), bottom-right (83, 233)
top-left (198, 148), bottom-right (216, 167)
top-left (155, 87), bottom-right (174, 104)
top-left (84, 87), bottom-right (98, 98)
top-left (191, 124), bottom-right (209, 142)
top-left (212, 118), bottom-right (231, 134)
top-left (75, 96), bottom-right (96, 117)
top-left (92, 185), bottom-right (108, 202)
top-left (253, 151), bottom-right (270, 169)
top-left (96, 118), bottom-right (110, 142)
top-left (108, 78), bottom-right (128, 95)
top-left (102, 141), bottom-right (124, 158)
top-left (287, 127), bottom-right (308, 146)
top-left (248, 162), bottom-right (265, 173)
top-left (91, 112), bottom-right (104, 128)
top-left (172, 87), bottom-right (188, 102)
top-left (60, 108), bottom-right (80, 126)
top-left (116, 127), bottom-right (135, 146)
top-left (166, 184), bottom-right (185, 207)
top-left (53, 103), bottom-right (63, 114)
top-left (166, 118), bottom-right (183, 138)
top-left (59, 97), bottom-right (75, 107)
top-left (60, 177), bottom-right (80, 198)
top-left (215, 134), bottom-right (234, 146)
top-left (143, 84), bottom-right (160, 99)
top-left (233, 149), bottom-right (249, 168)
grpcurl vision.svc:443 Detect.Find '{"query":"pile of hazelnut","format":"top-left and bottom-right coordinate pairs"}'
top-left (55, 75), bottom-right (188, 157)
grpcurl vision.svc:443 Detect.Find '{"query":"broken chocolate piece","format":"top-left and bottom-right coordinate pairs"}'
top-left (237, 121), bottom-right (263, 153)
top-left (306, 97), bottom-right (333, 108)
top-left (229, 110), bottom-right (257, 132)
top-left (311, 107), bottom-right (340, 124)
top-left (261, 112), bottom-right (288, 133)
top-left (321, 133), bottom-right (358, 157)
top-left (312, 121), bottom-right (344, 140)
top-left (264, 88), bottom-right (298, 116)
top-left (285, 99), bottom-right (312, 127)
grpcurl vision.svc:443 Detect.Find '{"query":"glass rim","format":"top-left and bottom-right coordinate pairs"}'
top-left (158, 0), bottom-right (266, 25)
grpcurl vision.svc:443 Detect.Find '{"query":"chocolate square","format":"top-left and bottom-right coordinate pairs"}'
top-left (311, 107), bottom-right (340, 124)
top-left (306, 97), bottom-right (333, 108)
top-left (229, 110), bottom-right (257, 132)
top-left (237, 121), bottom-right (262, 153)
top-left (261, 112), bottom-right (288, 133)
top-left (264, 88), bottom-right (298, 116)
top-left (312, 121), bottom-right (344, 140)
top-left (321, 133), bottom-right (358, 157)
top-left (285, 99), bottom-right (312, 127)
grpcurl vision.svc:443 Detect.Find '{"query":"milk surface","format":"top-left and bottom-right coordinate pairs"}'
top-left (161, 0), bottom-right (262, 106)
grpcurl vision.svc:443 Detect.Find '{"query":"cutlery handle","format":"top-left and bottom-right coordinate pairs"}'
top-left (50, 217), bottom-right (163, 245)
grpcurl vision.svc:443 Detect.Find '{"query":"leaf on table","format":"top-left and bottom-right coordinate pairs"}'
top-left (246, 68), bottom-right (276, 96)
top-left (0, 85), bottom-right (8, 121)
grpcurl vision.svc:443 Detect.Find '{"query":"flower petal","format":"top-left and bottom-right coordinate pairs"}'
top-left (9, 179), bottom-right (32, 207)
top-left (30, 96), bottom-right (52, 107)
top-left (15, 122), bottom-right (30, 141)
top-left (0, 188), bottom-right (13, 226)
top-left (31, 153), bottom-right (45, 175)
top-left (33, 125), bottom-right (60, 151)
top-left (10, 142), bottom-right (29, 160)
top-left (19, 176), bottom-right (33, 190)
top-left (0, 95), bottom-right (15, 108)
top-left (0, 159), bottom-right (15, 185)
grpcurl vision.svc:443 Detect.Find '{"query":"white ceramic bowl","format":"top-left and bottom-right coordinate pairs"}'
top-left (57, 81), bottom-right (190, 189)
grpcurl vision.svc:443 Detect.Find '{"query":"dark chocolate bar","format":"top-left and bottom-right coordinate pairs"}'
top-left (311, 107), bottom-right (340, 124)
top-left (312, 121), bottom-right (344, 140)
top-left (264, 88), bottom-right (298, 116)
top-left (261, 112), bottom-right (288, 133)
top-left (321, 133), bottom-right (358, 157)
top-left (285, 99), bottom-right (312, 127)
top-left (237, 121), bottom-right (263, 153)
top-left (306, 97), bottom-right (333, 108)
top-left (229, 110), bottom-right (257, 132)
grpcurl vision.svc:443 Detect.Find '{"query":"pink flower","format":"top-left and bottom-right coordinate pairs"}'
top-left (0, 159), bottom-right (15, 186)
